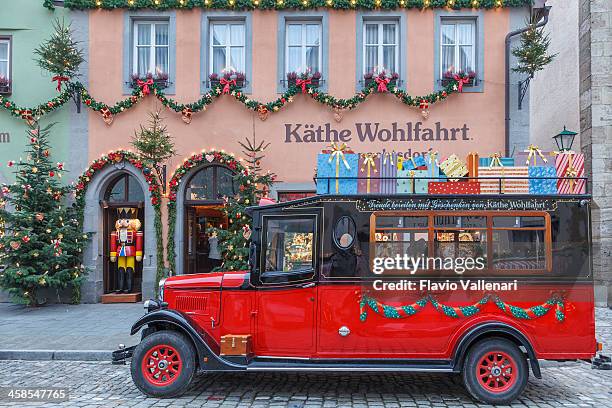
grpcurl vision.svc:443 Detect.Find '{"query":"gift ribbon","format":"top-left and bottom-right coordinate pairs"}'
top-left (137, 79), bottom-right (154, 95)
top-left (564, 153), bottom-right (578, 193)
top-left (219, 78), bottom-right (236, 94)
top-left (396, 156), bottom-right (404, 170)
top-left (524, 144), bottom-right (548, 166)
top-left (361, 153), bottom-right (378, 193)
top-left (488, 153), bottom-right (505, 191)
top-left (52, 76), bottom-right (69, 92)
top-left (452, 74), bottom-right (469, 92)
top-left (427, 151), bottom-right (439, 179)
top-left (296, 78), bottom-right (312, 94)
top-left (327, 143), bottom-right (351, 193)
top-left (468, 152), bottom-right (478, 181)
top-left (375, 76), bottom-right (390, 93)
top-left (409, 170), bottom-right (415, 193)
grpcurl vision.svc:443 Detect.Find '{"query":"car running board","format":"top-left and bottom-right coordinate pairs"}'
top-left (245, 358), bottom-right (455, 372)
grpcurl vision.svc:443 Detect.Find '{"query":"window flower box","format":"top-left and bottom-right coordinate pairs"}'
top-left (0, 77), bottom-right (10, 95)
top-left (209, 72), bottom-right (247, 89)
top-left (363, 72), bottom-right (400, 89)
top-left (440, 71), bottom-right (477, 88)
top-left (286, 72), bottom-right (322, 88)
top-left (130, 73), bottom-right (169, 90)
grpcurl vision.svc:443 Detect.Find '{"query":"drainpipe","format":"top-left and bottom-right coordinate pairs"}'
top-left (504, 4), bottom-right (551, 156)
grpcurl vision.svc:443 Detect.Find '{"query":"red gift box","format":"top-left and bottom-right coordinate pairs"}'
top-left (358, 153), bottom-right (380, 194)
top-left (556, 152), bottom-right (586, 194)
top-left (428, 181), bottom-right (481, 195)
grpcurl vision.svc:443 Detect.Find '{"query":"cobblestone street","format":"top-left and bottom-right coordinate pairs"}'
top-left (1, 359), bottom-right (611, 407)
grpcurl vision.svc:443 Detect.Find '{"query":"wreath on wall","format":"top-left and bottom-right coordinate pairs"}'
top-left (73, 150), bottom-right (166, 293)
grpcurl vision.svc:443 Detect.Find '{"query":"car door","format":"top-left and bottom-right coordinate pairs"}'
top-left (253, 212), bottom-right (319, 357)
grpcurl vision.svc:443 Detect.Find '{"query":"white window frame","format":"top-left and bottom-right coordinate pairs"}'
top-left (284, 21), bottom-right (322, 76)
top-left (132, 20), bottom-right (170, 76)
top-left (362, 20), bottom-right (399, 75)
top-left (209, 21), bottom-right (246, 74)
top-left (439, 19), bottom-right (476, 77)
top-left (0, 38), bottom-right (10, 82)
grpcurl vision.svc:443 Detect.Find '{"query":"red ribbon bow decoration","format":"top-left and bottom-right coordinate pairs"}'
top-left (52, 76), bottom-right (70, 92)
top-left (137, 79), bottom-right (154, 95)
top-left (452, 74), bottom-right (469, 93)
top-left (295, 78), bottom-right (312, 94)
top-left (374, 76), bottom-right (390, 93)
top-left (219, 78), bottom-right (236, 94)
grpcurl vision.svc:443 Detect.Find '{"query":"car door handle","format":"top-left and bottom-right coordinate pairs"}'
top-left (300, 282), bottom-right (315, 289)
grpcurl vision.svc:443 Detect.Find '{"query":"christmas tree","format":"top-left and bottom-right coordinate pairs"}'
top-left (131, 110), bottom-right (176, 184)
top-left (0, 123), bottom-right (88, 305)
top-left (512, 21), bottom-right (556, 78)
top-left (33, 18), bottom-right (85, 91)
top-left (210, 137), bottom-right (275, 271)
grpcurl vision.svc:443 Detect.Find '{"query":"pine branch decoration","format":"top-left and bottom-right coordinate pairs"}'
top-left (512, 21), bottom-right (556, 78)
top-left (34, 18), bottom-right (85, 78)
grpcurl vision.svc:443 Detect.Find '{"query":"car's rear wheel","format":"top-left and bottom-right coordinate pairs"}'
top-left (462, 338), bottom-right (528, 405)
top-left (131, 330), bottom-right (196, 398)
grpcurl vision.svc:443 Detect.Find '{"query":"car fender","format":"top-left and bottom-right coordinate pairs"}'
top-left (452, 322), bottom-right (542, 379)
top-left (131, 309), bottom-right (245, 372)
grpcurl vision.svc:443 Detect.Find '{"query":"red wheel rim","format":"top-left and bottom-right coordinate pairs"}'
top-left (141, 344), bottom-right (183, 386)
top-left (476, 351), bottom-right (517, 393)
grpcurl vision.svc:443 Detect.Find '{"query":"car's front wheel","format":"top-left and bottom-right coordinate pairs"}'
top-left (131, 330), bottom-right (196, 398)
top-left (462, 338), bottom-right (529, 405)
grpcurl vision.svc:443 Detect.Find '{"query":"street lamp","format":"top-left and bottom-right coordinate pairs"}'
top-left (553, 126), bottom-right (577, 152)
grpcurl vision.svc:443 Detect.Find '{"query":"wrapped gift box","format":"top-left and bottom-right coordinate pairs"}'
top-left (556, 152), bottom-right (586, 194)
top-left (428, 181), bottom-right (481, 195)
top-left (467, 152), bottom-right (479, 182)
top-left (424, 151), bottom-right (443, 181)
top-left (358, 153), bottom-right (380, 194)
top-left (479, 166), bottom-right (529, 194)
top-left (479, 156), bottom-right (515, 167)
top-left (516, 146), bottom-right (556, 167)
top-left (440, 154), bottom-right (468, 181)
top-left (316, 148), bottom-right (359, 195)
top-left (397, 169), bottom-right (428, 194)
top-left (402, 155), bottom-right (426, 171)
top-left (528, 166), bottom-right (557, 195)
top-left (380, 150), bottom-right (398, 194)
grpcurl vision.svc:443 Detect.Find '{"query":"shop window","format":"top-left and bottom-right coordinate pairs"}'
top-left (285, 22), bottom-right (321, 75)
top-left (186, 165), bottom-right (237, 202)
top-left (263, 217), bottom-right (315, 274)
top-left (105, 174), bottom-right (145, 203)
top-left (209, 22), bottom-right (245, 75)
top-left (492, 216), bottom-right (547, 270)
top-left (362, 21), bottom-right (398, 75)
top-left (133, 21), bottom-right (170, 78)
top-left (0, 37), bottom-right (11, 94)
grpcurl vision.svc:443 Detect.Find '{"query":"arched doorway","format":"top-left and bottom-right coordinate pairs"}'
top-left (183, 164), bottom-right (237, 274)
top-left (102, 173), bottom-right (145, 297)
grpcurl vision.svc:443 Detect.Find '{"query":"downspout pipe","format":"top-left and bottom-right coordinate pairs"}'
top-left (504, 5), bottom-right (551, 156)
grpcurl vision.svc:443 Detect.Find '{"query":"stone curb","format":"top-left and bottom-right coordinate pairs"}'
top-left (0, 350), bottom-right (112, 361)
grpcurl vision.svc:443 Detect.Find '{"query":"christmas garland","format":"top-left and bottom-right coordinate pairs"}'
top-left (1, 76), bottom-right (467, 125)
top-left (359, 294), bottom-right (566, 323)
top-left (46, 0), bottom-right (531, 11)
top-left (73, 150), bottom-right (166, 292)
top-left (166, 150), bottom-right (250, 274)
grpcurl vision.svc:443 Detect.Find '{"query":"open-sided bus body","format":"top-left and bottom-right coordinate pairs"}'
top-left (119, 194), bottom-right (596, 404)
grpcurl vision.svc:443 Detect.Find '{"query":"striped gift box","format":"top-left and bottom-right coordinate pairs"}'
top-left (556, 152), bottom-right (586, 194)
top-left (479, 166), bottom-right (529, 194)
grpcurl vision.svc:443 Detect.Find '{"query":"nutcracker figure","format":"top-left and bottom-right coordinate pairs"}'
top-left (110, 208), bottom-right (143, 293)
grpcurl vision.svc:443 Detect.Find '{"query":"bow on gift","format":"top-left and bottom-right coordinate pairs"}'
top-left (375, 76), bottom-right (390, 93)
top-left (488, 152), bottom-right (505, 168)
top-left (296, 78), bottom-right (312, 94)
top-left (408, 170), bottom-right (416, 193)
top-left (453, 74), bottom-right (469, 93)
top-left (524, 144), bottom-right (548, 166)
top-left (219, 78), bottom-right (236, 94)
top-left (52, 76), bottom-right (70, 92)
top-left (327, 143), bottom-right (352, 193)
top-left (137, 79), bottom-right (154, 95)
top-left (564, 153), bottom-right (579, 192)
top-left (360, 153), bottom-right (378, 193)
top-left (382, 151), bottom-right (395, 166)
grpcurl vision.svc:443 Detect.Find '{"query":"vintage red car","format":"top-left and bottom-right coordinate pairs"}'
top-left (114, 194), bottom-right (598, 405)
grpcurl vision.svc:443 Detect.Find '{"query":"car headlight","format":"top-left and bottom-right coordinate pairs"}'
top-left (158, 278), bottom-right (167, 301)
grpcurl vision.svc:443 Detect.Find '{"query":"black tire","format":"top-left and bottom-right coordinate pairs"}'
top-left (131, 330), bottom-right (196, 398)
top-left (462, 338), bottom-right (529, 405)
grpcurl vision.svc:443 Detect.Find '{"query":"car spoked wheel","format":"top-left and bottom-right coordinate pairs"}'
top-left (131, 331), bottom-right (196, 398)
top-left (463, 338), bottom-right (528, 405)
top-left (476, 351), bottom-right (517, 393)
top-left (141, 344), bottom-right (183, 386)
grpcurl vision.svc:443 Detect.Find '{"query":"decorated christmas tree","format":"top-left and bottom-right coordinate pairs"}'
top-left (210, 137), bottom-right (275, 271)
top-left (33, 18), bottom-right (84, 91)
top-left (512, 21), bottom-right (556, 78)
top-left (0, 123), bottom-right (88, 305)
top-left (131, 110), bottom-right (176, 184)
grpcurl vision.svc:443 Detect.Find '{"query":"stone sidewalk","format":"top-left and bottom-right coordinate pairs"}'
top-left (0, 302), bottom-right (144, 359)
top-left (0, 301), bottom-right (611, 360)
